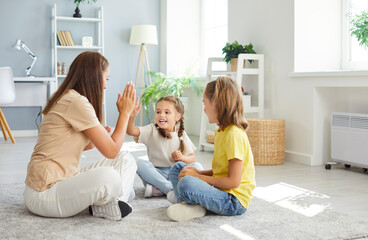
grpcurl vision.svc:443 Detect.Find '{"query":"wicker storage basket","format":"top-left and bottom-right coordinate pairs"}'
top-left (246, 118), bottom-right (285, 165)
top-left (206, 130), bottom-right (215, 144)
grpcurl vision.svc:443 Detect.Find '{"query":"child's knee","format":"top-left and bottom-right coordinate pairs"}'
top-left (177, 176), bottom-right (196, 194)
top-left (190, 162), bottom-right (203, 171)
top-left (171, 161), bottom-right (186, 171)
top-left (136, 159), bottom-right (151, 175)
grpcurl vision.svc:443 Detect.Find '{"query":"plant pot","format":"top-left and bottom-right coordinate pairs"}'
top-left (230, 58), bottom-right (238, 72)
top-left (230, 58), bottom-right (247, 72)
top-left (73, 7), bottom-right (82, 18)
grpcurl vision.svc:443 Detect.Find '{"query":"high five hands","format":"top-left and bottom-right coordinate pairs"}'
top-left (116, 82), bottom-right (137, 116)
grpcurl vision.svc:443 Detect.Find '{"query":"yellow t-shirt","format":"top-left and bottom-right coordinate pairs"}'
top-left (212, 125), bottom-right (256, 209)
top-left (25, 89), bottom-right (100, 191)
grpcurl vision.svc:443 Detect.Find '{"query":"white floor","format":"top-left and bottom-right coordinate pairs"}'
top-left (1, 135), bottom-right (368, 222)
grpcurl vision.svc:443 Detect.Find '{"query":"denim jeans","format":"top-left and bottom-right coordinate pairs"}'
top-left (137, 160), bottom-right (203, 194)
top-left (169, 161), bottom-right (246, 216)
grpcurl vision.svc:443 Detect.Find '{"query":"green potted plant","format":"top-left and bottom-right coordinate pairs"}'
top-left (350, 10), bottom-right (368, 48)
top-left (222, 41), bottom-right (256, 72)
top-left (140, 71), bottom-right (203, 121)
top-left (73, 0), bottom-right (97, 18)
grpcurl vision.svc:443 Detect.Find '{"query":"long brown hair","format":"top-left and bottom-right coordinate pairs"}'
top-left (204, 76), bottom-right (248, 131)
top-left (42, 51), bottom-right (108, 123)
top-left (155, 96), bottom-right (186, 154)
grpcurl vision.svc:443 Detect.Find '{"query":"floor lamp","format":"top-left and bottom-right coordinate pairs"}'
top-left (129, 24), bottom-right (158, 125)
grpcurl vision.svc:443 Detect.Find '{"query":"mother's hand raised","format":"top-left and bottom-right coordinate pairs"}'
top-left (116, 82), bottom-right (136, 116)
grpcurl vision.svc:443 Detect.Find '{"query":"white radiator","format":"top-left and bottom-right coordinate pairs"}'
top-left (331, 112), bottom-right (368, 168)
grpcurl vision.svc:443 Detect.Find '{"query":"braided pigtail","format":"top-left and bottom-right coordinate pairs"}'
top-left (155, 96), bottom-right (186, 152)
top-left (178, 118), bottom-right (186, 154)
top-left (155, 123), bottom-right (172, 139)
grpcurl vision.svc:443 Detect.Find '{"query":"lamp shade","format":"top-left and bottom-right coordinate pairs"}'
top-left (12, 39), bottom-right (22, 50)
top-left (129, 25), bottom-right (158, 45)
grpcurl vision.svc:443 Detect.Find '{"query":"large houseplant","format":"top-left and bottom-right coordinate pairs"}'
top-left (350, 10), bottom-right (368, 48)
top-left (222, 41), bottom-right (256, 71)
top-left (140, 71), bottom-right (203, 120)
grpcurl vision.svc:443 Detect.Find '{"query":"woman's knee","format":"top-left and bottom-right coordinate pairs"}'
top-left (91, 167), bottom-right (122, 194)
top-left (122, 152), bottom-right (137, 171)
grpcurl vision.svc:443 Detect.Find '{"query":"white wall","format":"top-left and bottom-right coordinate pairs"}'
top-left (228, 0), bottom-right (368, 166)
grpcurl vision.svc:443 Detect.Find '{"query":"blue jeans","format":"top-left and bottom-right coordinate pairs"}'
top-left (169, 161), bottom-right (246, 216)
top-left (136, 160), bottom-right (203, 194)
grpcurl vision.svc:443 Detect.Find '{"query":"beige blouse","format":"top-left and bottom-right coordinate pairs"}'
top-left (25, 89), bottom-right (100, 191)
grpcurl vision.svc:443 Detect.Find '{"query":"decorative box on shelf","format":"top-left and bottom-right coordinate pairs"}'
top-left (242, 95), bottom-right (251, 108)
top-left (206, 130), bottom-right (215, 144)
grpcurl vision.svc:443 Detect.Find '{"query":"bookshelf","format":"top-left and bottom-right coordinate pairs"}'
top-left (198, 54), bottom-right (264, 151)
top-left (51, 3), bottom-right (106, 123)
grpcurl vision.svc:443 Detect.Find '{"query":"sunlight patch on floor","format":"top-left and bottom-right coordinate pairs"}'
top-left (220, 224), bottom-right (255, 240)
top-left (252, 182), bottom-right (331, 217)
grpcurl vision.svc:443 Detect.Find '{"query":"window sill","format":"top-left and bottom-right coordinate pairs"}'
top-left (289, 70), bottom-right (368, 77)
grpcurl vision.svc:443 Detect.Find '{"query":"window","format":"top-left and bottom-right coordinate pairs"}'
top-left (200, 0), bottom-right (228, 75)
top-left (164, 0), bottom-right (228, 77)
top-left (294, 0), bottom-right (341, 72)
top-left (342, 0), bottom-right (368, 70)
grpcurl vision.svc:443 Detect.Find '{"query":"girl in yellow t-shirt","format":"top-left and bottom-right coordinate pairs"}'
top-left (167, 76), bottom-right (256, 222)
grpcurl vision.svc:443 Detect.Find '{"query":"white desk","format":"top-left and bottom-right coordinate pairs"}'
top-left (8, 77), bottom-right (57, 107)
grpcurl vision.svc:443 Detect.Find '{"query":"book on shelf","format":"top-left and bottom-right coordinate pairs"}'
top-left (56, 30), bottom-right (75, 46)
top-left (66, 31), bottom-right (75, 46)
top-left (56, 31), bottom-right (65, 46)
top-left (61, 31), bottom-right (70, 46)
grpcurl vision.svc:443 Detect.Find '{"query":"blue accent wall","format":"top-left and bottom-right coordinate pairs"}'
top-left (0, 0), bottom-right (160, 130)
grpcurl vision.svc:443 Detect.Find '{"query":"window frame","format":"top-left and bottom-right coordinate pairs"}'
top-left (341, 0), bottom-right (368, 70)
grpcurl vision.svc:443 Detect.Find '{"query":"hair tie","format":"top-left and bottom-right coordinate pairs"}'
top-left (179, 136), bottom-right (183, 140)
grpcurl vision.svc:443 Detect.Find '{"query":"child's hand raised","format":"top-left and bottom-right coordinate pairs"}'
top-left (130, 96), bottom-right (141, 119)
top-left (172, 150), bottom-right (183, 162)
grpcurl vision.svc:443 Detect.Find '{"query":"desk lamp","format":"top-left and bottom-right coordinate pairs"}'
top-left (12, 39), bottom-right (38, 77)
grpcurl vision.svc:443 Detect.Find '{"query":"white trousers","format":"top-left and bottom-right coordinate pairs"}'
top-left (23, 151), bottom-right (137, 218)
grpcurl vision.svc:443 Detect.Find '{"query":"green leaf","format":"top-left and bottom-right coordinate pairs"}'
top-left (222, 41), bottom-right (257, 63)
top-left (350, 10), bottom-right (368, 48)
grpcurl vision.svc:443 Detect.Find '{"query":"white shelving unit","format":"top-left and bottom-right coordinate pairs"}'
top-left (51, 4), bottom-right (106, 123)
top-left (198, 54), bottom-right (264, 151)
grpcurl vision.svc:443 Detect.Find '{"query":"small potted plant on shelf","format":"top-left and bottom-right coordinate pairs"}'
top-left (222, 41), bottom-right (256, 72)
top-left (140, 71), bottom-right (203, 121)
top-left (350, 10), bottom-right (368, 48)
top-left (73, 0), bottom-right (97, 18)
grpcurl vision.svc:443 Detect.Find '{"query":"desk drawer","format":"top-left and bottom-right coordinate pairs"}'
top-left (7, 83), bottom-right (47, 107)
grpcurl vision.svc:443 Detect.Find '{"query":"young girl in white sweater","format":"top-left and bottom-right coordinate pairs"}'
top-left (127, 96), bottom-right (202, 203)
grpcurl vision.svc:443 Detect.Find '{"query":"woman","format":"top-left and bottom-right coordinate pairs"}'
top-left (24, 51), bottom-right (137, 221)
